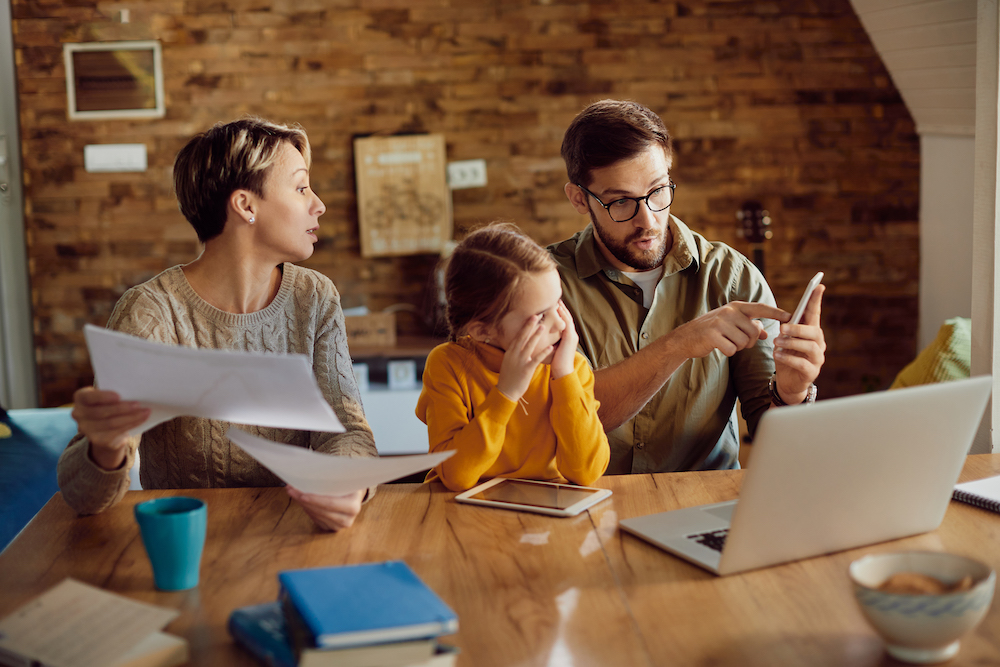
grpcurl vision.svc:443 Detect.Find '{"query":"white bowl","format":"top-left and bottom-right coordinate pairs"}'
top-left (849, 551), bottom-right (995, 664)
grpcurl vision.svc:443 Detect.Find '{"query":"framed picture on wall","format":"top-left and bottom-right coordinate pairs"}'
top-left (63, 41), bottom-right (165, 120)
top-left (354, 134), bottom-right (451, 257)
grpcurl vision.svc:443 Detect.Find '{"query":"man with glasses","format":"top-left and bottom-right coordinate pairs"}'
top-left (549, 99), bottom-right (826, 474)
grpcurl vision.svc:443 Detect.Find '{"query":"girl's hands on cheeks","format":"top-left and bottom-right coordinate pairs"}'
top-left (71, 386), bottom-right (151, 470)
top-left (286, 486), bottom-right (364, 532)
top-left (496, 314), bottom-right (552, 402)
top-left (549, 300), bottom-right (578, 380)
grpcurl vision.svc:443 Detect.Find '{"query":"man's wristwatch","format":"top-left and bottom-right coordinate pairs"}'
top-left (769, 373), bottom-right (817, 406)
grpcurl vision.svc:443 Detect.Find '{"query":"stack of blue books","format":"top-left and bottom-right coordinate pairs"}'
top-left (228, 560), bottom-right (459, 667)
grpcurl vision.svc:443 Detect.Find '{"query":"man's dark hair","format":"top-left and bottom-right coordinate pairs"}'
top-left (561, 99), bottom-right (673, 186)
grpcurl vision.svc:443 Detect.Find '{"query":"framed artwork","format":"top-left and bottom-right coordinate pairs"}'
top-left (354, 134), bottom-right (451, 257)
top-left (63, 41), bottom-right (165, 120)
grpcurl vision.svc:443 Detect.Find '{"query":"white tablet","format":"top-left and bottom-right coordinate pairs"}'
top-left (455, 478), bottom-right (612, 517)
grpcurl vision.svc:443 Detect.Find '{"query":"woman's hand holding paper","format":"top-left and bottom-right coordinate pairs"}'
top-left (72, 387), bottom-right (149, 470)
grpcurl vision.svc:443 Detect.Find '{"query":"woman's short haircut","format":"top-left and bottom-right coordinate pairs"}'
top-left (173, 117), bottom-right (311, 242)
top-left (444, 222), bottom-right (556, 342)
top-left (561, 99), bottom-right (673, 187)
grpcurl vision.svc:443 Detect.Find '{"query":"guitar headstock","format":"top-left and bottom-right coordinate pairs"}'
top-left (736, 201), bottom-right (772, 244)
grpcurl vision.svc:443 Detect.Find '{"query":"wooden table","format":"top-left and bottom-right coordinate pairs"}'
top-left (4, 456), bottom-right (1000, 666)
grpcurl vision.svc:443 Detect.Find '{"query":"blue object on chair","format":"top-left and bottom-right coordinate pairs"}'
top-left (0, 408), bottom-right (78, 552)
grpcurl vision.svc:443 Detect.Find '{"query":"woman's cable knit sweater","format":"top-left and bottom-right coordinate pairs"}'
top-left (57, 263), bottom-right (378, 515)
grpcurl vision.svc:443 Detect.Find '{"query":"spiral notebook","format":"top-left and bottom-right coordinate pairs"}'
top-left (953, 475), bottom-right (1000, 513)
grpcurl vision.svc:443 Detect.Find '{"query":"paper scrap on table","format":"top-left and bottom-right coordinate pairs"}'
top-left (227, 427), bottom-right (454, 495)
top-left (0, 578), bottom-right (178, 667)
top-left (84, 324), bottom-right (344, 436)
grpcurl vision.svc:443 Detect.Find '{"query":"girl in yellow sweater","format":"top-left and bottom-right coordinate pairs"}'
top-left (417, 224), bottom-right (610, 492)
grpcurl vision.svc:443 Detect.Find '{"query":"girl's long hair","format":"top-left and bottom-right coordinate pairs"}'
top-left (444, 222), bottom-right (556, 342)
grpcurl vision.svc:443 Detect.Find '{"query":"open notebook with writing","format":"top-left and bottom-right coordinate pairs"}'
top-left (953, 475), bottom-right (1000, 514)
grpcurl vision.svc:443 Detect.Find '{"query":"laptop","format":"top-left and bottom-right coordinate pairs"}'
top-left (619, 375), bottom-right (993, 576)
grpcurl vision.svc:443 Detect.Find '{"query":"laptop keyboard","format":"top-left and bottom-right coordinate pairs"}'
top-left (687, 528), bottom-right (729, 552)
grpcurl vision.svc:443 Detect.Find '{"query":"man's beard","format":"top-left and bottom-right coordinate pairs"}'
top-left (590, 210), bottom-right (668, 271)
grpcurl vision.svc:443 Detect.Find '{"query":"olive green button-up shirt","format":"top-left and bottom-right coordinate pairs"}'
top-left (548, 216), bottom-right (777, 474)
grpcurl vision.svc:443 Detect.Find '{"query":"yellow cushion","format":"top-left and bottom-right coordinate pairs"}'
top-left (890, 317), bottom-right (971, 389)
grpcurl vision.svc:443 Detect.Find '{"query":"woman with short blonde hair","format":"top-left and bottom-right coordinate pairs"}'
top-left (59, 118), bottom-right (377, 531)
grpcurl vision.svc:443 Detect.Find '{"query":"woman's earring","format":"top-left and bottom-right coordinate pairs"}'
top-left (248, 216), bottom-right (255, 224)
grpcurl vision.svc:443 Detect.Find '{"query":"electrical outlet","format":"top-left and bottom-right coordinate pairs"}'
top-left (84, 144), bottom-right (147, 172)
top-left (447, 159), bottom-right (487, 189)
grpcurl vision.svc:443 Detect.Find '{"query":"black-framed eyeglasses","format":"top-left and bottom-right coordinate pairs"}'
top-left (576, 181), bottom-right (676, 223)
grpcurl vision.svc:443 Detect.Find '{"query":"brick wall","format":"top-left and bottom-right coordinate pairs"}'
top-left (11, 0), bottom-right (919, 406)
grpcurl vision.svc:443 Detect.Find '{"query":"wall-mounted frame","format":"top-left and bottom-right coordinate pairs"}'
top-left (354, 134), bottom-right (451, 257)
top-left (63, 41), bottom-right (165, 120)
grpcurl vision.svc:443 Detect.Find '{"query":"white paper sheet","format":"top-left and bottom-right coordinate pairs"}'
top-left (0, 578), bottom-right (179, 667)
top-left (226, 428), bottom-right (454, 494)
top-left (84, 324), bottom-right (344, 436)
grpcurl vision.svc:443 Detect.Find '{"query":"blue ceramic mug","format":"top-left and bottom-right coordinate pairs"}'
top-left (134, 496), bottom-right (207, 591)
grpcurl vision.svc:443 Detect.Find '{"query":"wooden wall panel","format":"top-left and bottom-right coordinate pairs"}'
top-left (10, 0), bottom-right (919, 407)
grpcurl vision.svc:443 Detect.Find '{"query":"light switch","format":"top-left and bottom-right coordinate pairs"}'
top-left (84, 144), bottom-right (148, 172)
top-left (447, 159), bottom-right (487, 189)
top-left (388, 360), bottom-right (418, 390)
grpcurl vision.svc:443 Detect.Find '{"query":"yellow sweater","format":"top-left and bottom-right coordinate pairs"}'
top-left (416, 338), bottom-right (610, 492)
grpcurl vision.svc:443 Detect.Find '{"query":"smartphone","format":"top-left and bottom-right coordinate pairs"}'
top-left (789, 272), bottom-right (824, 325)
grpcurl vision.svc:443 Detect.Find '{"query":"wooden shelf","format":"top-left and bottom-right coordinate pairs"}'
top-left (348, 335), bottom-right (445, 360)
